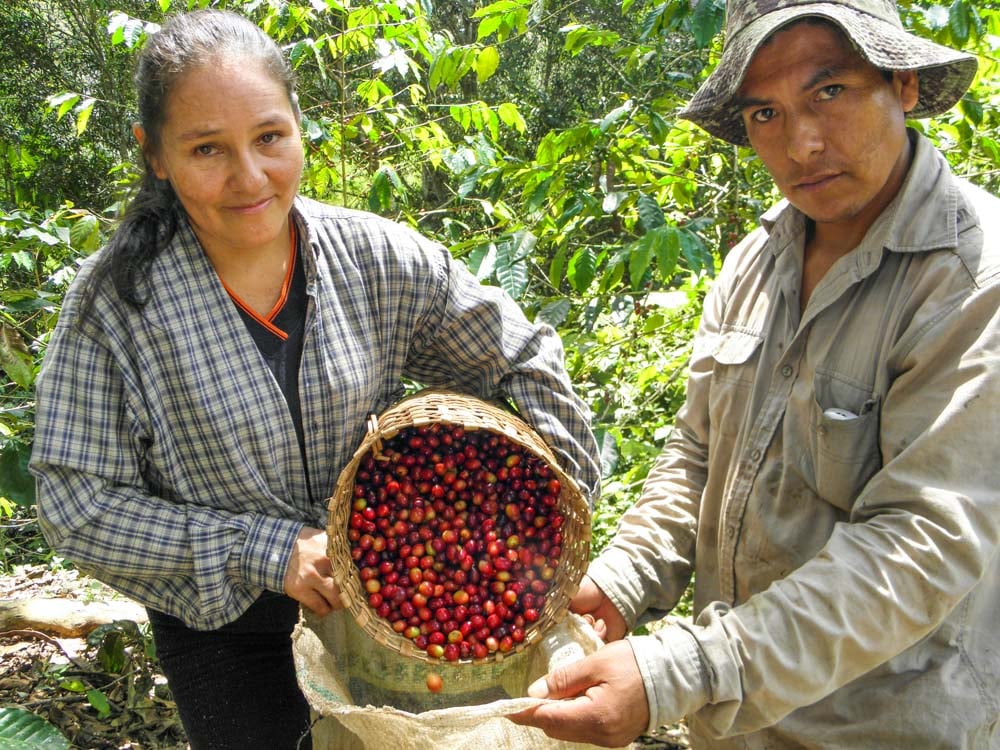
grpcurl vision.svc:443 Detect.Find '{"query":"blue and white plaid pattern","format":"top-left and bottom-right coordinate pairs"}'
top-left (31, 196), bottom-right (600, 630)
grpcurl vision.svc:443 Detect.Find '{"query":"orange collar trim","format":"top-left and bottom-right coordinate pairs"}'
top-left (223, 224), bottom-right (297, 341)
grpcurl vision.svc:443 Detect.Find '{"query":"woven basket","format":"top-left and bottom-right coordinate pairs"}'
top-left (327, 389), bottom-right (591, 667)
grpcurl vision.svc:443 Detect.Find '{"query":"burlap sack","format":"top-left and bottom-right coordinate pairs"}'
top-left (292, 609), bottom-right (630, 750)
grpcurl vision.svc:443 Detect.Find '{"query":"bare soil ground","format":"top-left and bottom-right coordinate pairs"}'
top-left (1, 564), bottom-right (689, 749)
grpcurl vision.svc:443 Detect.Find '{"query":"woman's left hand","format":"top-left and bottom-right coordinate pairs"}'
top-left (283, 527), bottom-right (342, 616)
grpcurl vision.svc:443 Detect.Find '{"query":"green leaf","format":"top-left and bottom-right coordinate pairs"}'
top-left (0, 707), bottom-right (71, 750)
top-left (690, 0), bottom-right (725, 47)
top-left (592, 427), bottom-right (620, 479)
top-left (959, 97), bottom-right (983, 126)
top-left (627, 237), bottom-right (654, 289)
top-left (678, 228), bottom-right (713, 273)
top-left (47, 93), bottom-right (80, 122)
top-left (496, 231), bottom-right (533, 299)
top-left (96, 629), bottom-right (127, 673)
top-left (548, 245), bottom-right (568, 289)
top-left (86, 690), bottom-right (112, 719)
top-left (69, 214), bottom-right (101, 253)
top-left (0, 442), bottom-right (35, 507)
top-left (599, 100), bottom-right (633, 133)
top-left (368, 169), bottom-right (392, 213)
top-left (467, 242), bottom-right (497, 280)
top-left (525, 176), bottom-right (554, 213)
top-left (537, 298), bottom-right (571, 328)
top-left (58, 679), bottom-right (87, 693)
top-left (497, 102), bottom-right (526, 134)
top-left (476, 46), bottom-right (500, 82)
top-left (0, 325), bottom-right (34, 390)
top-left (476, 14), bottom-right (504, 40)
top-left (567, 247), bottom-right (597, 293)
top-left (637, 193), bottom-right (665, 231)
top-left (122, 18), bottom-right (146, 49)
top-left (948, 0), bottom-right (970, 45)
top-left (648, 111), bottom-right (670, 144)
top-left (17, 226), bottom-right (61, 246)
top-left (75, 98), bottom-right (96, 136)
top-left (653, 226), bottom-right (682, 281)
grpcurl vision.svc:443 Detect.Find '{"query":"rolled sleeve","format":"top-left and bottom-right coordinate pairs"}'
top-left (630, 627), bottom-right (711, 734)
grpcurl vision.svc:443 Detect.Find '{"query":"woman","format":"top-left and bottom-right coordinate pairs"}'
top-left (30, 10), bottom-right (600, 749)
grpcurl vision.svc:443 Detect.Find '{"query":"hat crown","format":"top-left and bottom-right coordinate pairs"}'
top-left (726, 0), bottom-right (903, 38)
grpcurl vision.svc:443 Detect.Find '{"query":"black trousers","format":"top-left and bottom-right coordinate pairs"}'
top-left (147, 592), bottom-right (313, 750)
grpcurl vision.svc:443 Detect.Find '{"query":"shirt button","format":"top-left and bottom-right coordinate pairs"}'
top-left (781, 364), bottom-right (793, 377)
top-left (750, 448), bottom-right (762, 461)
top-left (726, 525), bottom-right (736, 539)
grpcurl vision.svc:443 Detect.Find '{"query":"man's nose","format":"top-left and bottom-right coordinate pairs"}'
top-left (784, 111), bottom-right (825, 163)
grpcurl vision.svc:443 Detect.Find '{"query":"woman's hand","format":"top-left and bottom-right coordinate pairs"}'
top-left (283, 527), bottom-right (342, 616)
top-left (571, 575), bottom-right (628, 642)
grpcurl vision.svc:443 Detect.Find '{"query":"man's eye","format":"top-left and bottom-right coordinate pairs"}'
top-left (751, 108), bottom-right (775, 124)
top-left (260, 132), bottom-right (280, 145)
top-left (195, 144), bottom-right (216, 156)
top-left (817, 84), bottom-right (843, 100)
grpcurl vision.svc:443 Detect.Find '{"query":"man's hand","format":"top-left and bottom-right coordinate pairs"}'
top-left (283, 527), bottom-right (342, 616)
top-left (570, 575), bottom-right (628, 642)
top-left (508, 639), bottom-right (649, 747)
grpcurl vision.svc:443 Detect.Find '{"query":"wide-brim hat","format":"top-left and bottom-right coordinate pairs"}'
top-left (679, 0), bottom-right (979, 145)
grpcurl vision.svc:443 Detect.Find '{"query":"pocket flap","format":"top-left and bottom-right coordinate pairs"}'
top-left (712, 329), bottom-right (763, 365)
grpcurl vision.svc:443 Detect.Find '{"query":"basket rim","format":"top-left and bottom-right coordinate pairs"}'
top-left (326, 388), bottom-right (591, 666)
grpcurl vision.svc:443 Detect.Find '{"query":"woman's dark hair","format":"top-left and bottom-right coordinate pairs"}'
top-left (84, 9), bottom-right (299, 312)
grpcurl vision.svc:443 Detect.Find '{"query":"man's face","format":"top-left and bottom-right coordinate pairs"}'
top-left (736, 20), bottom-right (919, 241)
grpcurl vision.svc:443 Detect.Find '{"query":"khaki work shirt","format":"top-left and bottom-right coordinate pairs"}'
top-left (588, 132), bottom-right (1000, 748)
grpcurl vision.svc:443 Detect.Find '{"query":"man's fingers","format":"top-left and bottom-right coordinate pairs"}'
top-left (509, 641), bottom-right (649, 747)
top-left (527, 653), bottom-right (599, 700)
top-left (512, 691), bottom-right (634, 748)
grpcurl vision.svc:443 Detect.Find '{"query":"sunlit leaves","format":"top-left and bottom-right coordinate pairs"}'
top-left (476, 45), bottom-right (500, 82)
top-left (561, 23), bottom-right (621, 56)
top-left (44, 93), bottom-right (96, 136)
top-left (474, 0), bottom-right (531, 42)
top-left (106, 11), bottom-right (155, 49)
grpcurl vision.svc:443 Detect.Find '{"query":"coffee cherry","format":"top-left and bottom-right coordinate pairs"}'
top-left (347, 422), bottom-right (567, 662)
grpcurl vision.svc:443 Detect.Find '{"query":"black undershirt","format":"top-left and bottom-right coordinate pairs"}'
top-left (230, 245), bottom-right (308, 461)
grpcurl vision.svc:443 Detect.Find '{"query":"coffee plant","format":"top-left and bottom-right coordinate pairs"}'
top-left (1, 0), bottom-right (998, 573)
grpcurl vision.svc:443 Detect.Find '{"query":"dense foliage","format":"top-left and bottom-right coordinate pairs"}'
top-left (1, 0), bottom-right (998, 574)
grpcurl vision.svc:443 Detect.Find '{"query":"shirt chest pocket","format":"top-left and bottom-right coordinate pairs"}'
top-left (809, 370), bottom-right (883, 512)
top-left (708, 328), bottom-right (763, 438)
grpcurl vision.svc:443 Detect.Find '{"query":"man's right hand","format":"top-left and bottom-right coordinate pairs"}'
top-left (571, 575), bottom-right (628, 642)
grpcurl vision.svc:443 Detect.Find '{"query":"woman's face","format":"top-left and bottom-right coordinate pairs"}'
top-left (140, 57), bottom-right (303, 261)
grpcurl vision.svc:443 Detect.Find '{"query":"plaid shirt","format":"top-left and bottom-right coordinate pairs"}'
top-left (31, 197), bottom-right (600, 630)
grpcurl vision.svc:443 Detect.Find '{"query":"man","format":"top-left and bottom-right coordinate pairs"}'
top-left (511, 0), bottom-right (999, 747)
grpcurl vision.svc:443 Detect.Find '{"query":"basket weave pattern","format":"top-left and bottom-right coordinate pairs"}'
top-left (327, 389), bottom-right (591, 666)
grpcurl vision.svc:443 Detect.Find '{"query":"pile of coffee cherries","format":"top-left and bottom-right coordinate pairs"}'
top-left (347, 422), bottom-right (566, 662)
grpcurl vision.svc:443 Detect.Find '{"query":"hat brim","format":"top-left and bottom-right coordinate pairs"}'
top-left (679, 3), bottom-right (978, 145)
